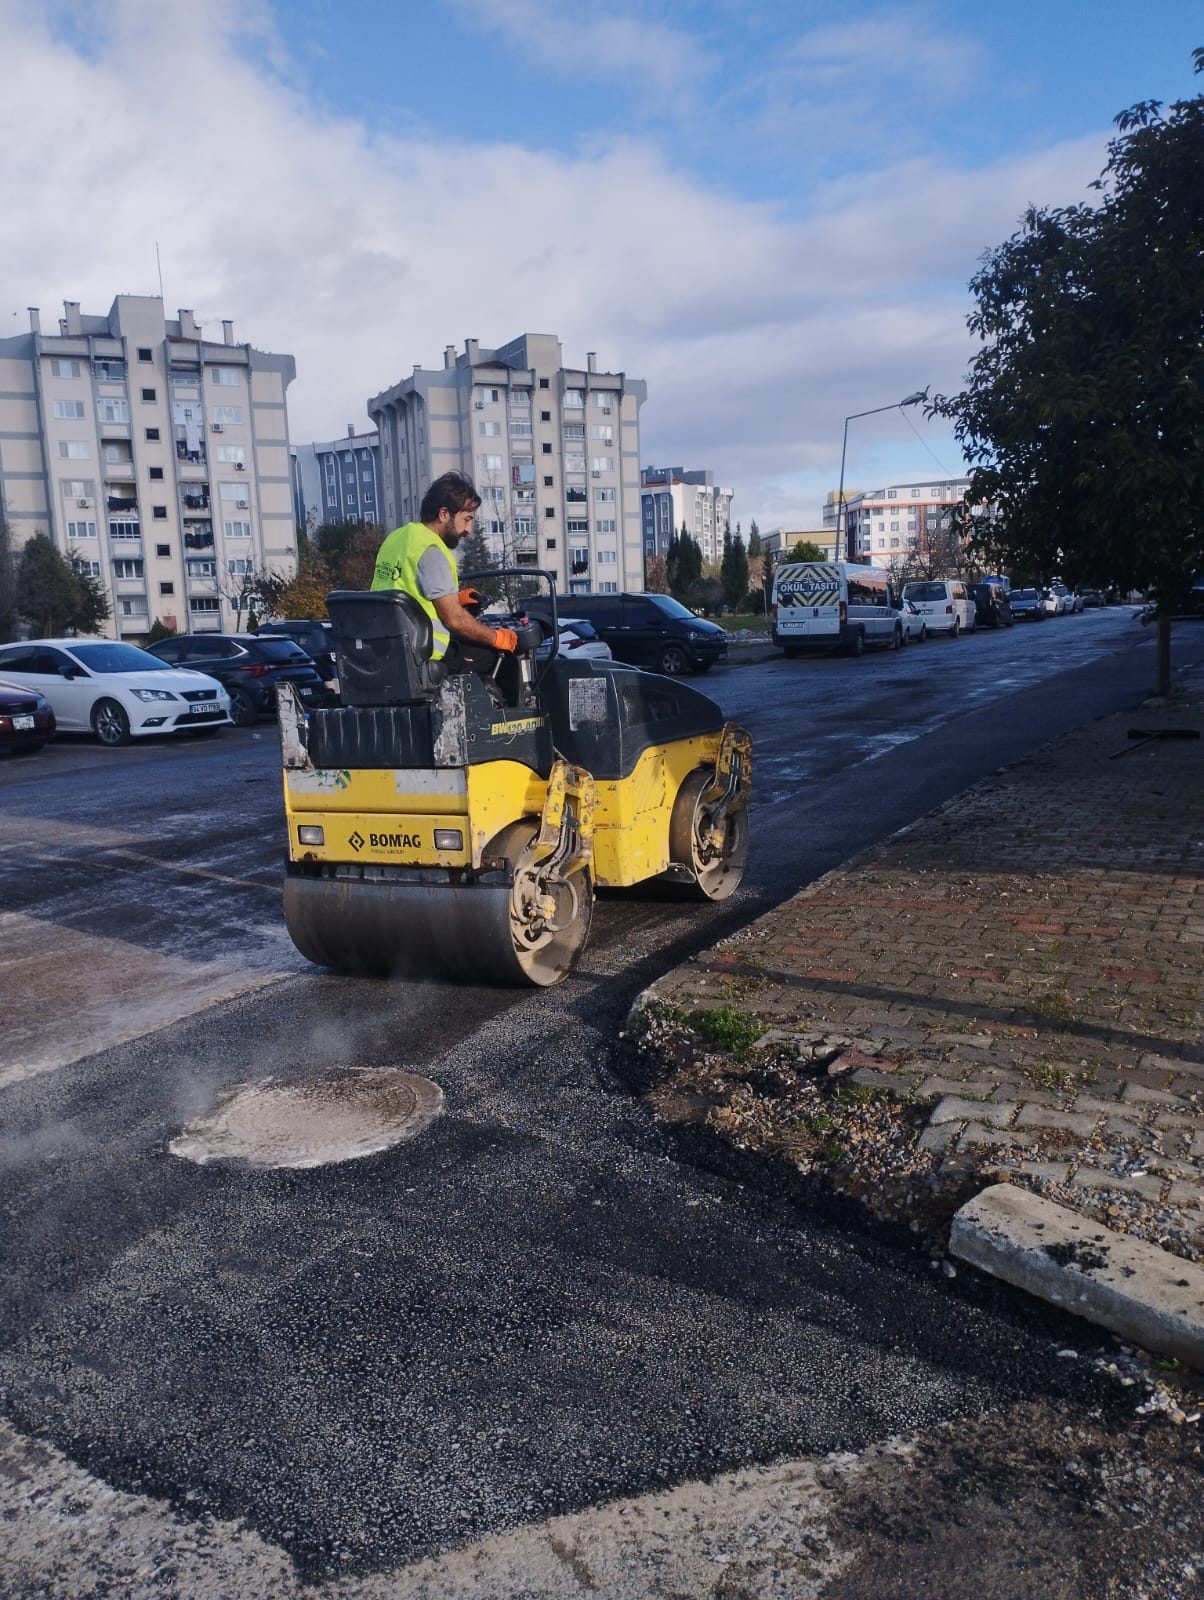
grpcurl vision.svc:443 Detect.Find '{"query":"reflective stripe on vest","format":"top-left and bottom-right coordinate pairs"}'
top-left (370, 521), bottom-right (453, 659)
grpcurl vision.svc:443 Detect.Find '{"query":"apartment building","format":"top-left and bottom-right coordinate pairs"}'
top-left (368, 334), bottom-right (646, 595)
top-left (291, 427), bottom-right (382, 531)
top-left (0, 296), bottom-right (297, 638)
top-left (837, 478), bottom-right (973, 565)
top-left (640, 467), bottom-right (734, 563)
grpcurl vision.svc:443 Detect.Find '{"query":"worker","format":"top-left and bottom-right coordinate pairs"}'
top-left (371, 471), bottom-right (518, 672)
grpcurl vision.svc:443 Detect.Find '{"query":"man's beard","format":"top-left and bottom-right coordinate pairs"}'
top-left (443, 531), bottom-right (464, 548)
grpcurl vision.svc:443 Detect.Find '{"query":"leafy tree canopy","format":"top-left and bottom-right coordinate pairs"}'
top-left (720, 529), bottom-right (749, 610)
top-left (15, 533), bottom-right (111, 637)
top-left (933, 49), bottom-right (1204, 626)
top-left (787, 540), bottom-right (827, 563)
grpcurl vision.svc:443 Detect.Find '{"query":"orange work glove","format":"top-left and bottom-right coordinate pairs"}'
top-left (457, 587), bottom-right (484, 611)
top-left (492, 627), bottom-right (518, 653)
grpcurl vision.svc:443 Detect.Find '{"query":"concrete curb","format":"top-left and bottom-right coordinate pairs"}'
top-left (951, 1185), bottom-right (1204, 1370)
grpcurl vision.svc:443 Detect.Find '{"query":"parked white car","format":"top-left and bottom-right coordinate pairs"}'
top-left (1040, 588), bottom-right (1063, 616)
top-left (900, 579), bottom-right (977, 638)
top-left (554, 617), bottom-right (613, 662)
top-left (896, 600), bottom-right (928, 644)
top-left (0, 639), bottom-right (231, 746)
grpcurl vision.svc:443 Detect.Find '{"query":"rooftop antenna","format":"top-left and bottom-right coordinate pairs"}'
top-left (155, 242), bottom-right (164, 301)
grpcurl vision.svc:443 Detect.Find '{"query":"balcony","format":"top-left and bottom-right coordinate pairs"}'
top-left (183, 526), bottom-right (215, 550)
top-left (106, 494), bottom-right (138, 513)
top-left (566, 487), bottom-right (587, 504)
top-left (181, 491), bottom-right (211, 514)
top-left (176, 440), bottom-right (207, 467)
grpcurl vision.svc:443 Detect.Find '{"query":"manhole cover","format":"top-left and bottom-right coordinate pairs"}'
top-left (169, 1068), bottom-right (443, 1169)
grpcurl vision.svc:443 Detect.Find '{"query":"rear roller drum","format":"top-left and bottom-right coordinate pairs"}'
top-left (668, 768), bottom-right (749, 901)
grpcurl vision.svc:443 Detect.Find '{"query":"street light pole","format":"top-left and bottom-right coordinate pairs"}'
top-left (836, 390), bottom-right (928, 562)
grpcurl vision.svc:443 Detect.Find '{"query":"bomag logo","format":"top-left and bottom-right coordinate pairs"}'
top-left (490, 715), bottom-right (544, 736)
top-left (369, 831), bottom-right (422, 848)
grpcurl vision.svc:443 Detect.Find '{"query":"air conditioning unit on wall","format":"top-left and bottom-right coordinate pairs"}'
top-left (77, 497), bottom-right (90, 507)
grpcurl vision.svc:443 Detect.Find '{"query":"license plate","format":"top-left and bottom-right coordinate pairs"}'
top-left (188, 703), bottom-right (213, 715)
top-left (12, 714), bottom-right (34, 730)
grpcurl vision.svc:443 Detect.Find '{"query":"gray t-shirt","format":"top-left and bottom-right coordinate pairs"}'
top-left (416, 542), bottom-right (457, 601)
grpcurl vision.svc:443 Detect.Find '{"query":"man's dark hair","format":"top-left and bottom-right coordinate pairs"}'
top-left (421, 471), bottom-right (481, 523)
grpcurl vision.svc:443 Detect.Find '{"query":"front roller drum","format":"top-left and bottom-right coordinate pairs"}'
top-left (284, 824), bottom-right (593, 988)
top-left (667, 767), bottom-right (750, 901)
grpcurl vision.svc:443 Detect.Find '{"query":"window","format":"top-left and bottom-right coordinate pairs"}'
top-left (59, 440), bottom-right (90, 459)
top-left (54, 399), bottom-right (85, 419)
top-left (565, 453), bottom-right (586, 472)
top-left (224, 520), bottom-right (252, 538)
top-left (140, 387), bottom-right (157, 402)
top-left (220, 482), bottom-right (249, 503)
top-left (97, 397), bottom-right (130, 424)
top-left (66, 520), bottom-right (97, 539)
top-left (541, 442), bottom-right (552, 454)
top-left (215, 445), bottom-right (245, 465)
top-left (76, 559), bottom-right (102, 577)
top-left (544, 507), bottom-right (555, 519)
top-left (213, 405), bottom-right (244, 425)
top-left (483, 485), bottom-right (505, 502)
top-left (481, 454), bottom-right (503, 472)
top-left (160, 581), bottom-right (175, 595)
top-left (189, 597), bottom-right (221, 614)
top-left (563, 424), bottom-right (585, 441)
top-left (890, 521), bottom-right (899, 531)
top-left (598, 581), bottom-right (618, 593)
top-left (155, 543), bottom-right (170, 557)
top-left (539, 377), bottom-right (549, 389)
top-left (911, 488), bottom-right (920, 497)
top-left (595, 518), bottom-right (616, 533)
top-left (186, 558), bottom-right (216, 577)
top-left (514, 517), bottom-right (535, 536)
top-left (593, 393), bottom-right (613, 413)
top-left (545, 537), bottom-right (556, 549)
top-left (887, 489), bottom-right (897, 499)
top-left (540, 410), bottom-right (551, 422)
top-left (567, 519), bottom-right (588, 535)
top-left (211, 367), bottom-right (240, 386)
top-left (149, 467), bottom-right (164, 480)
top-left (478, 420), bottom-right (501, 437)
top-left (594, 487), bottom-right (615, 503)
top-left (563, 389), bottom-right (584, 408)
top-left (151, 505), bottom-right (167, 519)
top-left (509, 419), bottom-right (532, 437)
top-left (543, 476), bottom-right (554, 487)
top-left (113, 558), bottom-right (144, 579)
top-left (146, 427), bottom-right (160, 441)
top-left (50, 359), bottom-right (81, 378)
top-left (590, 425), bottom-right (613, 443)
top-left (597, 549), bottom-right (617, 565)
top-left (483, 518), bottom-right (504, 537)
top-left (227, 558), bottom-right (254, 576)
top-left (137, 347), bottom-right (153, 361)
top-left (120, 599), bottom-right (148, 618)
top-left (890, 537), bottom-right (900, 548)
top-left (109, 519), bottom-right (140, 541)
top-left (590, 457), bottom-right (613, 473)
top-left (569, 546), bottom-right (589, 574)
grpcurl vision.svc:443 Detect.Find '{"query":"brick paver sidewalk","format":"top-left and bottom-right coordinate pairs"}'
top-left (628, 666), bottom-right (1204, 1265)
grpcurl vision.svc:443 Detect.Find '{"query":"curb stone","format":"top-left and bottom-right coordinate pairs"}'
top-left (951, 1185), bottom-right (1204, 1370)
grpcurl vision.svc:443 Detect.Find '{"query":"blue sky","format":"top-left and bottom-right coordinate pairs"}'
top-left (5, 0), bottom-right (1202, 529)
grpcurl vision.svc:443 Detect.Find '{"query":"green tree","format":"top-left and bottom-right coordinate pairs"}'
top-left (720, 527), bottom-right (749, 611)
top-left (69, 551), bottom-right (112, 633)
top-left (16, 533), bottom-right (107, 636)
top-left (146, 617), bottom-right (178, 644)
top-left (932, 49), bottom-right (1204, 694)
top-left (456, 524), bottom-right (494, 586)
top-left (0, 521), bottom-right (17, 643)
top-left (747, 520), bottom-right (762, 560)
top-left (787, 540), bottom-right (827, 563)
top-left (666, 523), bottom-right (703, 597)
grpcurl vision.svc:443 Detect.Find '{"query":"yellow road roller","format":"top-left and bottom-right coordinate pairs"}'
top-left (279, 576), bottom-right (751, 986)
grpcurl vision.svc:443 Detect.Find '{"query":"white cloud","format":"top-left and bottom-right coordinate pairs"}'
top-left (0, 1), bottom-right (1110, 528)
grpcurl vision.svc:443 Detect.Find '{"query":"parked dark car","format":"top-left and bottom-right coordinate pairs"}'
top-left (146, 633), bottom-right (327, 725)
top-left (1078, 587), bottom-right (1104, 608)
top-left (969, 581), bottom-right (1013, 628)
top-left (0, 677), bottom-right (56, 754)
top-left (256, 619), bottom-right (338, 683)
top-left (1008, 587), bottom-right (1046, 621)
top-left (524, 592), bottom-right (727, 675)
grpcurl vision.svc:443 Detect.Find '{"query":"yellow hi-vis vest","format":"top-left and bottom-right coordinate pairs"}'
top-left (370, 521), bottom-right (454, 660)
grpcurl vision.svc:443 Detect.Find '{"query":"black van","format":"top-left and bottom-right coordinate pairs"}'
top-left (526, 592), bottom-right (728, 675)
